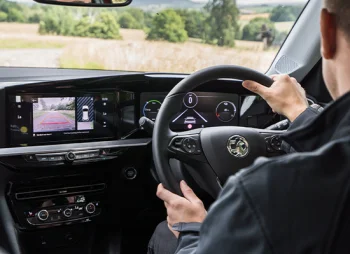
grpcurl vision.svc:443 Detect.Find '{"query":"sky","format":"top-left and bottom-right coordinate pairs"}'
top-left (37, 97), bottom-right (74, 110)
top-left (238, 0), bottom-right (307, 4)
top-left (192, 0), bottom-right (308, 4)
top-left (12, 0), bottom-right (309, 4)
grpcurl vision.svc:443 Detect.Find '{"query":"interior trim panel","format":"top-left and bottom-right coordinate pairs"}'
top-left (0, 138), bottom-right (151, 157)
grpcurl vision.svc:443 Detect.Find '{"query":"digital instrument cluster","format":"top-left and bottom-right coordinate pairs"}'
top-left (140, 92), bottom-right (239, 131)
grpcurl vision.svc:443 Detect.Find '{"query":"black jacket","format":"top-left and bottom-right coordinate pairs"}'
top-left (174, 92), bottom-right (350, 254)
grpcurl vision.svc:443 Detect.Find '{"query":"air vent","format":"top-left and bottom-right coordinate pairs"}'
top-left (275, 55), bottom-right (299, 74)
top-left (15, 183), bottom-right (106, 200)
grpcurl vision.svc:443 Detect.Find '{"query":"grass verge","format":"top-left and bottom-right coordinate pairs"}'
top-left (61, 111), bottom-right (76, 120)
top-left (59, 57), bottom-right (105, 70)
top-left (33, 111), bottom-right (47, 119)
top-left (0, 39), bottom-right (66, 49)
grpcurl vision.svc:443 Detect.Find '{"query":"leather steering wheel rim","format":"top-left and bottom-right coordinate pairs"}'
top-left (152, 65), bottom-right (274, 195)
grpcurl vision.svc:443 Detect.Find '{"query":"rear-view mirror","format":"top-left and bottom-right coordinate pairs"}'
top-left (33, 0), bottom-right (131, 7)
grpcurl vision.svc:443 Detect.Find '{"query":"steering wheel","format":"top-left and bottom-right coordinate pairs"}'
top-left (153, 65), bottom-right (283, 197)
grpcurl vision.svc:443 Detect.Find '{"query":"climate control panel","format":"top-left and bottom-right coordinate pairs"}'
top-left (25, 201), bottom-right (101, 226)
top-left (26, 149), bottom-right (107, 163)
top-left (9, 180), bottom-right (106, 229)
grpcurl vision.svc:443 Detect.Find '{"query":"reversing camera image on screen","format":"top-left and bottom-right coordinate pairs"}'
top-left (33, 97), bottom-right (76, 133)
top-left (77, 97), bottom-right (94, 130)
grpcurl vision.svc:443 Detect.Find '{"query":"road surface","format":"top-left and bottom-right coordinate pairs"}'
top-left (0, 49), bottom-right (62, 68)
top-left (33, 111), bottom-right (75, 133)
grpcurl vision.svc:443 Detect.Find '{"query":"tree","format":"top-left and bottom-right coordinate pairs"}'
top-left (147, 9), bottom-right (188, 43)
top-left (56, 103), bottom-right (64, 110)
top-left (59, 12), bottom-right (75, 36)
top-left (125, 8), bottom-right (144, 29)
top-left (28, 13), bottom-right (40, 23)
top-left (175, 9), bottom-right (206, 39)
top-left (66, 99), bottom-right (75, 110)
top-left (39, 9), bottom-right (121, 40)
top-left (92, 12), bottom-right (122, 39)
top-left (40, 99), bottom-right (48, 111)
top-left (72, 17), bottom-right (90, 37)
top-left (203, 0), bottom-right (240, 47)
top-left (39, 14), bottom-right (60, 35)
top-left (7, 8), bottom-right (25, 22)
top-left (0, 11), bottom-right (7, 22)
top-left (38, 8), bottom-right (75, 35)
top-left (118, 12), bottom-right (139, 29)
top-left (270, 5), bottom-right (303, 22)
top-left (242, 17), bottom-right (276, 42)
top-left (144, 12), bottom-right (153, 30)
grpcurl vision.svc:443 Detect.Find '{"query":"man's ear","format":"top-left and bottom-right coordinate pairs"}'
top-left (321, 8), bottom-right (337, 59)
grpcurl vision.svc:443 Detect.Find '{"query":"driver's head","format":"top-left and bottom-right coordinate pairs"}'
top-left (322, 0), bottom-right (350, 99)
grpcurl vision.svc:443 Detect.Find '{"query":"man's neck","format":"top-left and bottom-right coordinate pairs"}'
top-left (334, 35), bottom-right (350, 99)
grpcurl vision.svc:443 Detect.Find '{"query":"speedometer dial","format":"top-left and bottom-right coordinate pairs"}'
top-left (143, 100), bottom-right (162, 121)
top-left (216, 101), bottom-right (236, 122)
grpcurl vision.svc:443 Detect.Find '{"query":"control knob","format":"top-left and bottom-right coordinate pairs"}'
top-left (37, 210), bottom-right (49, 221)
top-left (63, 208), bottom-right (73, 218)
top-left (65, 152), bottom-right (76, 161)
top-left (85, 203), bottom-right (96, 214)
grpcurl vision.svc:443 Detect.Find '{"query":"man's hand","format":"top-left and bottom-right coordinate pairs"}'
top-left (156, 181), bottom-right (207, 238)
top-left (242, 74), bottom-right (309, 122)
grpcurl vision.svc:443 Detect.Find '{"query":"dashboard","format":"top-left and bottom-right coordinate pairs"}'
top-left (1, 74), bottom-right (276, 149)
top-left (0, 68), bottom-right (323, 254)
top-left (140, 92), bottom-right (239, 131)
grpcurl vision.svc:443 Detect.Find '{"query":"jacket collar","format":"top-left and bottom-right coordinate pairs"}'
top-left (283, 91), bottom-right (350, 152)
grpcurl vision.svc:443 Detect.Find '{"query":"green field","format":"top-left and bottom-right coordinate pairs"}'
top-left (275, 22), bottom-right (294, 32)
top-left (59, 57), bottom-right (105, 70)
top-left (0, 39), bottom-right (65, 49)
top-left (242, 6), bottom-right (275, 14)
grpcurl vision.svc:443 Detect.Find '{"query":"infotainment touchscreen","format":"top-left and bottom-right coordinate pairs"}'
top-left (9, 94), bottom-right (116, 146)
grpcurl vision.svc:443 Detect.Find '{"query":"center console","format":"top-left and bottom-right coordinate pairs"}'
top-left (8, 176), bottom-right (106, 231)
top-left (0, 80), bottom-right (143, 253)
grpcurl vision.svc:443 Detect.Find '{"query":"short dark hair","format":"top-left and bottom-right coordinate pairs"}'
top-left (324, 0), bottom-right (350, 37)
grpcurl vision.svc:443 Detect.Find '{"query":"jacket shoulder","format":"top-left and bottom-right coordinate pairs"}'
top-left (233, 137), bottom-right (350, 253)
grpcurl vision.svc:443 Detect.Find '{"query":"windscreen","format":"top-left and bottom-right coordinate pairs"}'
top-left (0, 0), bottom-right (308, 73)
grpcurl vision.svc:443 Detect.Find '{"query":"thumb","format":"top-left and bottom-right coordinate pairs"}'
top-left (180, 181), bottom-right (200, 203)
top-left (242, 80), bottom-right (270, 99)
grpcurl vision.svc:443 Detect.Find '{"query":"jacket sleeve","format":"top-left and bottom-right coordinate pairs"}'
top-left (288, 107), bottom-right (320, 131)
top-left (282, 107), bottom-right (321, 153)
top-left (174, 171), bottom-right (272, 254)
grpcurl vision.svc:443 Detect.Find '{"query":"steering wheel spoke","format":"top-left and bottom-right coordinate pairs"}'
top-left (168, 130), bottom-right (207, 163)
top-left (258, 130), bottom-right (286, 155)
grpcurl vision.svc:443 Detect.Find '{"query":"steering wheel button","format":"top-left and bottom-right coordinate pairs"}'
top-left (270, 136), bottom-right (282, 150)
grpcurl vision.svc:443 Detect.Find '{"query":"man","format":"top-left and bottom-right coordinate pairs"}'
top-left (148, 0), bottom-right (350, 253)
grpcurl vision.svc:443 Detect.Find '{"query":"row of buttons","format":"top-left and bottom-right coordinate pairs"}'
top-left (75, 152), bottom-right (99, 160)
top-left (36, 155), bottom-right (65, 162)
top-left (171, 136), bottom-right (202, 155)
top-left (26, 202), bottom-right (100, 226)
top-left (25, 150), bottom-right (101, 163)
top-left (265, 135), bottom-right (283, 153)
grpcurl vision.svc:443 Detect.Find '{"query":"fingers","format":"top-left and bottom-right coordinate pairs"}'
top-left (270, 74), bottom-right (279, 81)
top-left (180, 181), bottom-right (201, 204)
top-left (156, 184), bottom-right (180, 202)
top-left (242, 80), bottom-right (270, 99)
